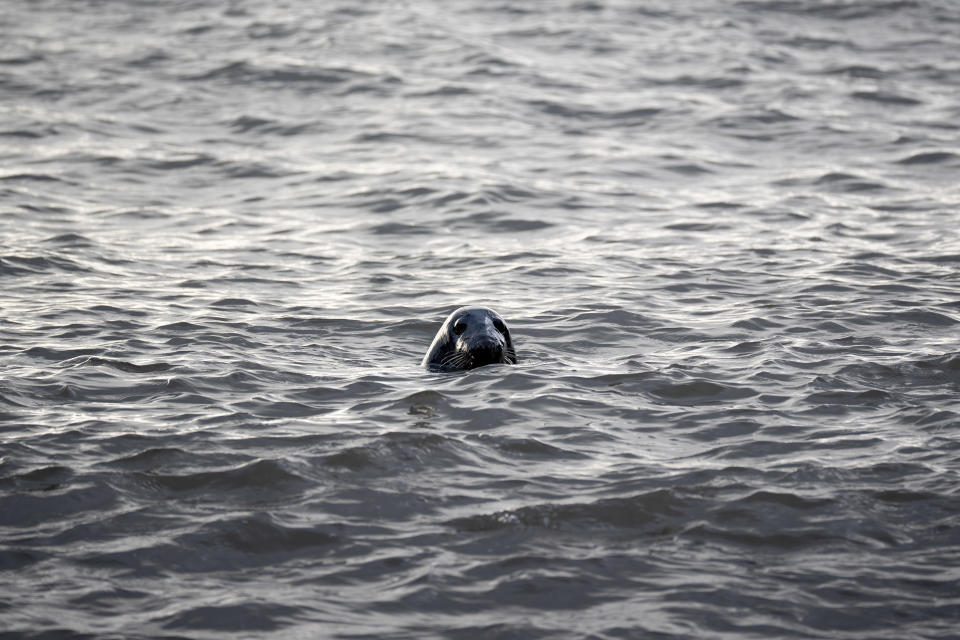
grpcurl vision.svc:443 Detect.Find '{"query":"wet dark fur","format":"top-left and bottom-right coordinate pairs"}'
top-left (422, 306), bottom-right (518, 372)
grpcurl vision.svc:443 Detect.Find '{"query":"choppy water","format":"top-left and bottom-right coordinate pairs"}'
top-left (2, 0), bottom-right (960, 637)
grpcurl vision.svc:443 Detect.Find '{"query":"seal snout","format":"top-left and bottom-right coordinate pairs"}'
top-left (463, 334), bottom-right (505, 367)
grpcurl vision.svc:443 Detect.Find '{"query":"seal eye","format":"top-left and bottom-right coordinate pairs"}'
top-left (452, 320), bottom-right (467, 335)
top-left (493, 319), bottom-right (506, 334)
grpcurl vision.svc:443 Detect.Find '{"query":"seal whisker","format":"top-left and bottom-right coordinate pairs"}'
top-left (439, 352), bottom-right (466, 369)
top-left (439, 351), bottom-right (465, 366)
top-left (438, 351), bottom-right (470, 371)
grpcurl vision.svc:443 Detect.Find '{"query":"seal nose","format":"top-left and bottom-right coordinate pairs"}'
top-left (468, 335), bottom-right (505, 367)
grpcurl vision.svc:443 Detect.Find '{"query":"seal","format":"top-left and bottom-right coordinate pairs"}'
top-left (422, 306), bottom-right (518, 372)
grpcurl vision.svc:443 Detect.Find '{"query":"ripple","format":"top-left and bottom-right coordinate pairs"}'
top-left (651, 379), bottom-right (759, 405)
top-left (186, 61), bottom-right (382, 89)
top-left (895, 151), bottom-right (959, 165)
top-left (487, 436), bottom-right (589, 460)
top-left (526, 100), bottom-right (661, 125)
top-left (186, 513), bottom-right (338, 555)
top-left (0, 255), bottom-right (90, 276)
top-left (851, 90), bottom-right (923, 106)
top-left (161, 602), bottom-right (303, 632)
top-left (137, 459), bottom-right (310, 496)
top-left (322, 431), bottom-right (475, 474)
top-left (449, 489), bottom-right (691, 533)
top-left (0, 484), bottom-right (118, 528)
top-left (72, 357), bottom-right (174, 374)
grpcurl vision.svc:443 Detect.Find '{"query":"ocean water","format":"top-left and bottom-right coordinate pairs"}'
top-left (2, 0), bottom-right (959, 637)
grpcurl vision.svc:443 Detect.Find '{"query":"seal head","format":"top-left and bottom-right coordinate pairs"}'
top-left (422, 306), bottom-right (518, 372)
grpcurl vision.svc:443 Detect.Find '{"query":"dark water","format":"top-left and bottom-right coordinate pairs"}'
top-left (2, 0), bottom-right (960, 637)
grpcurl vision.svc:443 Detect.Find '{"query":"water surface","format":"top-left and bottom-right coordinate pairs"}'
top-left (2, 0), bottom-right (959, 638)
